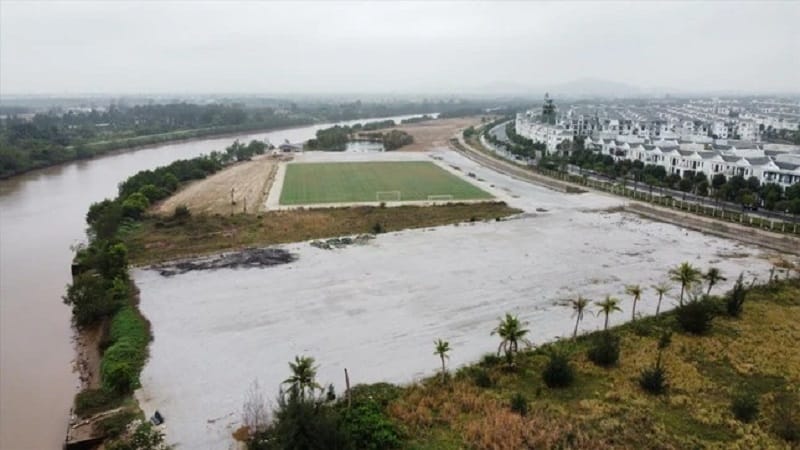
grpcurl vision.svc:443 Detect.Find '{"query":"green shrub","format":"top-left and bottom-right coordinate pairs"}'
top-left (100, 307), bottom-right (149, 394)
top-left (630, 319), bottom-right (657, 337)
top-left (121, 192), bottom-right (150, 219)
top-left (348, 383), bottom-right (402, 408)
top-left (639, 362), bottom-right (668, 395)
top-left (250, 394), bottom-right (348, 450)
top-left (107, 421), bottom-right (169, 450)
top-left (479, 353), bottom-right (502, 368)
top-left (101, 341), bottom-right (140, 393)
top-left (94, 410), bottom-right (137, 438)
top-left (472, 368), bottom-right (493, 388)
top-left (109, 306), bottom-right (150, 349)
top-left (731, 389), bottom-right (759, 423)
top-left (509, 393), bottom-right (528, 416)
top-left (63, 272), bottom-right (125, 328)
top-left (74, 388), bottom-right (124, 418)
top-left (773, 391), bottom-right (800, 442)
top-left (675, 299), bottom-right (715, 334)
top-left (587, 332), bottom-right (620, 367)
top-left (542, 351), bottom-right (575, 388)
top-left (340, 400), bottom-right (400, 450)
top-left (726, 274), bottom-right (747, 317)
top-left (139, 184), bottom-right (168, 202)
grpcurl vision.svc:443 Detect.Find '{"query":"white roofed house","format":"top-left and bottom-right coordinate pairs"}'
top-left (761, 161), bottom-right (800, 189)
top-left (700, 152), bottom-right (728, 179)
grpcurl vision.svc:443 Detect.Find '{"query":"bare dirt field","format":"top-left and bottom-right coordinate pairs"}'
top-left (155, 155), bottom-right (281, 216)
top-left (133, 149), bottom-right (796, 449)
top-left (360, 117), bottom-right (484, 152)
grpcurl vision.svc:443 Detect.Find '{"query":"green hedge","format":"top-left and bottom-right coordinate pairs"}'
top-left (101, 306), bottom-right (150, 394)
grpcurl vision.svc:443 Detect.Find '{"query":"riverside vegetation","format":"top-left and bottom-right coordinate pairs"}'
top-left (65, 140), bottom-right (277, 447)
top-left (0, 98), bottom-right (506, 178)
top-left (64, 133), bottom-right (798, 448)
top-left (304, 120), bottom-right (414, 151)
top-left (63, 139), bottom-right (518, 447)
top-left (240, 263), bottom-right (800, 450)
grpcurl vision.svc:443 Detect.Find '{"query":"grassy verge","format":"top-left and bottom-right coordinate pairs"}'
top-left (124, 202), bottom-right (520, 265)
top-left (386, 279), bottom-right (800, 449)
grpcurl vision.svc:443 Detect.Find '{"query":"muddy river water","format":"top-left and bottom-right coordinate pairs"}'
top-left (0, 114), bottom-right (424, 449)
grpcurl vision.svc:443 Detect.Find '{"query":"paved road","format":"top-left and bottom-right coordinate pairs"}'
top-left (489, 120), bottom-right (511, 144)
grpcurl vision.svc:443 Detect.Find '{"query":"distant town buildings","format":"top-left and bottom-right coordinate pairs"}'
top-left (514, 96), bottom-right (800, 189)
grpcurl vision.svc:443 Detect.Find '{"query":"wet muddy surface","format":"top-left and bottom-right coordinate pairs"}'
top-left (152, 247), bottom-right (296, 276)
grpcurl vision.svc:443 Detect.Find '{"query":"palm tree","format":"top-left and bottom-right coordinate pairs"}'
top-left (433, 339), bottom-right (451, 383)
top-left (703, 267), bottom-right (726, 295)
top-left (569, 296), bottom-right (590, 338)
top-left (669, 262), bottom-right (702, 306)
top-left (652, 282), bottom-right (671, 316)
top-left (283, 355), bottom-right (322, 400)
top-left (596, 296), bottom-right (622, 330)
top-left (491, 313), bottom-right (530, 364)
top-left (625, 284), bottom-right (643, 320)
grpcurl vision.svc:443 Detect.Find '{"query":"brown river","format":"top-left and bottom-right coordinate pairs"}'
top-left (0, 115), bottom-right (424, 449)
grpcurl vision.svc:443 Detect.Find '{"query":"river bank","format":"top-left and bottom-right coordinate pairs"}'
top-left (0, 113), bottom-right (432, 450)
top-left (0, 112), bottom-right (443, 181)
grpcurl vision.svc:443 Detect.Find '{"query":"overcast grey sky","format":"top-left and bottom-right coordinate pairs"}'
top-left (1, 1), bottom-right (798, 95)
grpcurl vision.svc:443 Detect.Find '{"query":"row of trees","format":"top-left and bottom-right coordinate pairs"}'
top-left (0, 104), bottom-right (307, 178)
top-left (760, 123), bottom-right (800, 145)
top-left (360, 130), bottom-right (414, 151)
top-left (69, 140), bottom-right (262, 447)
top-left (553, 149), bottom-right (800, 213)
top-left (434, 262), bottom-right (728, 381)
top-left (501, 122), bottom-right (546, 158)
top-left (305, 121), bottom-right (414, 151)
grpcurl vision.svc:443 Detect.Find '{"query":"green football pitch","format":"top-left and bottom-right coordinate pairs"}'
top-left (279, 161), bottom-right (493, 205)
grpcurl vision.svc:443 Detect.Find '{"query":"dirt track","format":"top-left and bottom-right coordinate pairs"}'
top-left (155, 156), bottom-right (279, 216)
top-left (367, 117), bottom-right (484, 152)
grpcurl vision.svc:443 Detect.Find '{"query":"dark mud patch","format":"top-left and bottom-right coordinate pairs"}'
top-left (152, 247), bottom-right (296, 276)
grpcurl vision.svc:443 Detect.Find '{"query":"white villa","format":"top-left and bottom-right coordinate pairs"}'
top-left (584, 137), bottom-right (800, 189)
top-left (514, 112), bottom-right (573, 152)
top-left (515, 96), bottom-right (799, 189)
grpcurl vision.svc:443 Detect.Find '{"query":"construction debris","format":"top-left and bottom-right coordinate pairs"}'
top-left (153, 248), bottom-right (296, 277)
top-left (310, 234), bottom-right (375, 250)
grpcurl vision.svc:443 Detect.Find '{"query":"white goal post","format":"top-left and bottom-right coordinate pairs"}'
top-left (376, 191), bottom-right (401, 202)
top-left (427, 194), bottom-right (454, 201)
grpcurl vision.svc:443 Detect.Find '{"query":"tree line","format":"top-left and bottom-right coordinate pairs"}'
top-left (0, 103), bottom-right (307, 178)
top-left (305, 120), bottom-right (413, 151)
top-left (66, 139), bottom-right (265, 448)
top-left (1, 97), bottom-right (510, 179)
top-left (546, 149), bottom-right (800, 214)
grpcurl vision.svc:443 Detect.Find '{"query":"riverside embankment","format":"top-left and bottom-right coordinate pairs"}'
top-left (0, 112), bottom-right (429, 450)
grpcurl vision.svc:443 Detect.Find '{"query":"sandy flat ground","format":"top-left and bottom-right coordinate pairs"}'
top-left (155, 155), bottom-right (279, 216)
top-left (359, 117), bottom-right (483, 152)
top-left (134, 149), bottom-right (789, 449)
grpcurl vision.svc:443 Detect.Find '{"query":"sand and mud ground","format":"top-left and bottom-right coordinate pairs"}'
top-left (357, 117), bottom-right (482, 152)
top-left (133, 149), bottom-right (791, 449)
top-left (155, 155), bottom-right (280, 216)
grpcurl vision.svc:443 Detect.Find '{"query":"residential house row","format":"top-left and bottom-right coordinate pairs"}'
top-left (584, 137), bottom-right (800, 189)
